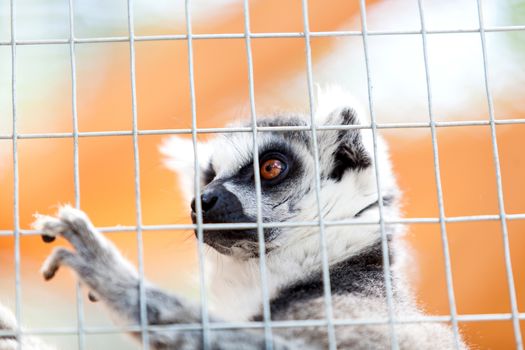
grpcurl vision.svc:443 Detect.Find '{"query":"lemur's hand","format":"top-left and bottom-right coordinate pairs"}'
top-left (32, 206), bottom-right (295, 349)
top-left (32, 208), bottom-right (301, 350)
top-left (33, 205), bottom-right (139, 303)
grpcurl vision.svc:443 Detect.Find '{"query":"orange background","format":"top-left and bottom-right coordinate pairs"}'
top-left (0, 1), bottom-right (524, 348)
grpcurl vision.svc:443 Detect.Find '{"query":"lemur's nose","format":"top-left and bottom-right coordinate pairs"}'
top-left (191, 185), bottom-right (244, 224)
top-left (191, 192), bottom-right (219, 213)
top-left (201, 192), bottom-right (219, 212)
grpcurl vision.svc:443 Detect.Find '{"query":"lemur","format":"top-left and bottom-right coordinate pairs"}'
top-left (0, 88), bottom-right (467, 349)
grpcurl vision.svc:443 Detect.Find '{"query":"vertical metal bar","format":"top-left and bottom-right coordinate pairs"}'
top-left (475, 1), bottom-right (523, 349)
top-left (242, 1), bottom-right (273, 348)
top-left (184, 1), bottom-right (211, 348)
top-left (10, 0), bottom-right (22, 349)
top-left (299, 1), bottom-right (337, 349)
top-left (415, 1), bottom-right (461, 348)
top-left (358, 1), bottom-right (398, 349)
top-left (125, 0), bottom-right (149, 348)
top-left (67, 0), bottom-right (80, 234)
top-left (66, 0), bottom-right (86, 348)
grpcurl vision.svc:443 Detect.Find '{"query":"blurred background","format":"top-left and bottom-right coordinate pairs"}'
top-left (1, 0), bottom-right (524, 348)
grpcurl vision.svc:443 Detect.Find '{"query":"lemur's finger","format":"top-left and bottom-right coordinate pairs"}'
top-left (56, 205), bottom-right (106, 252)
top-left (88, 291), bottom-right (99, 302)
top-left (58, 205), bottom-right (93, 230)
top-left (33, 206), bottom-right (98, 251)
top-left (41, 247), bottom-right (78, 281)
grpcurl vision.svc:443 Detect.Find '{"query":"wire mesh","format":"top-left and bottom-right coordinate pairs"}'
top-left (65, 0), bottom-right (87, 348)
top-left (301, 0), bottom-right (338, 348)
top-left (4, 0), bottom-right (525, 349)
top-left (415, 0), bottom-right (461, 347)
top-left (475, 1), bottom-right (523, 348)
top-left (9, 1), bottom-right (22, 350)
top-left (242, 0), bottom-right (274, 348)
top-left (125, 0), bottom-right (150, 348)
top-left (185, 0), bottom-right (212, 348)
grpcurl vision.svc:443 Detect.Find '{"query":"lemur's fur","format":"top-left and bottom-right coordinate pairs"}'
top-left (0, 88), bottom-right (467, 349)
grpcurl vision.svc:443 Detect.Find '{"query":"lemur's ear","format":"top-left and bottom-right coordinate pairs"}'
top-left (160, 136), bottom-right (213, 205)
top-left (314, 86), bottom-right (372, 181)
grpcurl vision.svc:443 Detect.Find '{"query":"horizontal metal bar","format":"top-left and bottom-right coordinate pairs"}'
top-left (312, 25), bottom-right (525, 37)
top-left (1, 25), bottom-right (525, 46)
top-left (1, 213), bottom-right (523, 236)
top-left (0, 118), bottom-right (524, 140)
top-left (0, 312), bottom-right (523, 338)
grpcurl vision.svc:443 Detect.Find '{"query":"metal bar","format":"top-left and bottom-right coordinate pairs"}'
top-left (66, 0), bottom-right (86, 348)
top-left (3, 311), bottom-right (525, 338)
top-left (184, 1), bottom-right (211, 348)
top-left (9, 0), bottom-right (22, 349)
top-left (2, 212), bottom-right (525, 237)
top-left (1, 117), bottom-right (523, 140)
top-left (300, 1), bottom-right (337, 349)
top-left (415, 1), bottom-right (461, 348)
top-left (2, 24), bottom-right (525, 46)
top-left (475, 1), bottom-right (523, 349)
top-left (242, 0), bottom-right (274, 348)
top-left (125, 0), bottom-right (149, 347)
top-left (358, 1), bottom-right (398, 349)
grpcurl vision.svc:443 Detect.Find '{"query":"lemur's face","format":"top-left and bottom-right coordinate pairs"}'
top-left (191, 117), bottom-right (312, 255)
top-left (188, 107), bottom-right (393, 257)
top-left (162, 90), bottom-right (398, 258)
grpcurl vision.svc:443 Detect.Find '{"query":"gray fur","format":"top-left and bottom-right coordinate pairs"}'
top-left (0, 90), bottom-right (468, 349)
top-left (33, 205), bottom-right (296, 350)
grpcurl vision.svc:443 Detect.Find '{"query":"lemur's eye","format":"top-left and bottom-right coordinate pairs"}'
top-left (260, 159), bottom-right (286, 180)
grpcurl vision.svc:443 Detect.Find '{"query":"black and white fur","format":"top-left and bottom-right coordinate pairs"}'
top-left (1, 87), bottom-right (467, 349)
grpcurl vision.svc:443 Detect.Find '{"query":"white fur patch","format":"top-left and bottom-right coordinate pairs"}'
top-left (314, 85), bottom-right (369, 125)
top-left (160, 136), bottom-right (213, 204)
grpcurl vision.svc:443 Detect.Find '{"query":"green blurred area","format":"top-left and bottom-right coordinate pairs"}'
top-left (506, 0), bottom-right (525, 53)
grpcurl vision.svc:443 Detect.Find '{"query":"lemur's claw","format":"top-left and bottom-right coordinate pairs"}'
top-left (41, 234), bottom-right (56, 243)
top-left (32, 213), bottom-right (65, 239)
top-left (88, 291), bottom-right (99, 302)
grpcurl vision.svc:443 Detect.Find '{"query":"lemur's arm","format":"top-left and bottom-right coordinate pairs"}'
top-left (34, 206), bottom-right (294, 350)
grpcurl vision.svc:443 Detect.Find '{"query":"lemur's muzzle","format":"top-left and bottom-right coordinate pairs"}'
top-left (190, 184), bottom-right (248, 224)
top-left (190, 184), bottom-right (259, 254)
